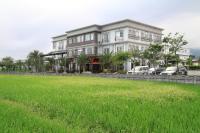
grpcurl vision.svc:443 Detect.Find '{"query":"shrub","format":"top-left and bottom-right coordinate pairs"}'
top-left (103, 69), bottom-right (112, 73)
top-left (189, 66), bottom-right (200, 70)
top-left (117, 70), bottom-right (127, 74)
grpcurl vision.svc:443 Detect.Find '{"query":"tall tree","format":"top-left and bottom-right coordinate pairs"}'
top-left (45, 57), bottom-right (55, 72)
top-left (112, 52), bottom-right (130, 70)
top-left (99, 51), bottom-right (113, 71)
top-left (186, 56), bottom-right (193, 67)
top-left (163, 54), bottom-right (176, 67)
top-left (27, 50), bottom-right (43, 72)
top-left (15, 60), bottom-right (24, 71)
top-left (163, 33), bottom-right (188, 67)
top-left (143, 43), bottom-right (163, 68)
top-left (77, 53), bottom-right (88, 73)
top-left (1, 57), bottom-right (14, 71)
top-left (58, 56), bottom-right (69, 73)
top-left (129, 48), bottom-right (141, 68)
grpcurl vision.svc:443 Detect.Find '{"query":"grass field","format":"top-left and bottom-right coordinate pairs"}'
top-left (0, 75), bottom-right (200, 133)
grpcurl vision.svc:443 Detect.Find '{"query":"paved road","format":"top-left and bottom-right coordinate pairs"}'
top-left (188, 70), bottom-right (200, 76)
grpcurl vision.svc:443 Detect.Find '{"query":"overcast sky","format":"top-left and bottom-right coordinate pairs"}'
top-left (0, 0), bottom-right (200, 60)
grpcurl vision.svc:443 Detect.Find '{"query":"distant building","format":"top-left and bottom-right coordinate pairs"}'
top-left (163, 44), bottom-right (190, 65)
top-left (44, 19), bottom-right (190, 72)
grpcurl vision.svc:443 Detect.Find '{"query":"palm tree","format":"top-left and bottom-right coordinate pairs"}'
top-left (45, 57), bottom-right (55, 72)
top-left (77, 53), bottom-right (88, 73)
top-left (57, 56), bottom-right (70, 73)
top-left (27, 50), bottom-right (43, 72)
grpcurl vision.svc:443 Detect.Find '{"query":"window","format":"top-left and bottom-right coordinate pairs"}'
top-left (77, 35), bottom-right (84, 43)
top-left (103, 48), bottom-right (110, 54)
top-left (102, 32), bottom-right (109, 43)
top-left (72, 37), bottom-right (77, 43)
top-left (82, 48), bottom-right (86, 54)
top-left (68, 38), bottom-right (72, 44)
top-left (117, 46), bottom-right (123, 52)
top-left (141, 31), bottom-right (148, 41)
top-left (77, 49), bottom-right (82, 55)
top-left (77, 36), bottom-right (81, 43)
top-left (85, 34), bottom-right (91, 41)
top-left (68, 50), bottom-right (72, 57)
top-left (154, 34), bottom-right (161, 42)
top-left (53, 42), bottom-right (56, 49)
top-left (58, 41), bottom-right (63, 50)
top-left (87, 47), bottom-right (93, 54)
top-left (84, 33), bottom-right (94, 41)
top-left (80, 35), bottom-right (84, 42)
top-left (128, 29), bottom-right (139, 40)
top-left (91, 33), bottom-right (94, 40)
top-left (94, 47), bottom-right (97, 54)
top-left (74, 49), bottom-right (79, 55)
top-left (115, 30), bottom-right (124, 41)
top-left (140, 46), bottom-right (144, 51)
top-left (148, 33), bottom-right (153, 42)
top-left (135, 45), bottom-right (139, 50)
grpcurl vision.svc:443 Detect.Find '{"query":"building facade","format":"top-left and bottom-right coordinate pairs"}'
top-left (48, 19), bottom-right (190, 72)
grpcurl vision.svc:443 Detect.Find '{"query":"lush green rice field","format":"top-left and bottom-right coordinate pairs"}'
top-left (0, 75), bottom-right (200, 133)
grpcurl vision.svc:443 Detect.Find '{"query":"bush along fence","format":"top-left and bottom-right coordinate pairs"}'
top-left (0, 72), bottom-right (200, 85)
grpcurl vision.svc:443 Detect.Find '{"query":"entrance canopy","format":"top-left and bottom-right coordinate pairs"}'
top-left (41, 50), bottom-right (68, 57)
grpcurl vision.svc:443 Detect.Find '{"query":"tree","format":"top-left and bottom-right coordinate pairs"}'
top-left (129, 48), bottom-right (141, 68)
top-left (45, 57), bottom-right (55, 72)
top-left (15, 60), bottom-right (24, 71)
top-left (198, 57), bottom-right (200, 66)
top-left (163, 54), bottom-right (175, 67)
top-left (1, 57), bottom-right (14, 71)
top-left (186, 56), bottom-right (193, 67)
top-left (143, 43), bottom-right (163, 68)
top-left (163, 33), bottom-right (188, 67)
top-left (112, 52), bottom-right (130, 70)
top-left (99, 51), bottom-right (113, 71)
top-left (27, 50), bottom-right (43, 72)
top-left (77, 53), bottom-right (88, 73)
top-left (58, 56), bottom-right (70, 73)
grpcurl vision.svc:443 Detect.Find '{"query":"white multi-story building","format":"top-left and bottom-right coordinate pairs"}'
top-left (46, 19), bottom-right (190, 72)
top-left (162, 44), bottom-right (190, 65)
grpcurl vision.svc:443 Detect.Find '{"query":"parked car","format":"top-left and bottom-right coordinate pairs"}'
top-left (160, 66), bottom-right (187, 76)
top-left (178, 66), bottom-right (188, 75)
top-left (127, 66), bottom-right (149, 75)
top-left (148, 67), bottom-right (165, 75)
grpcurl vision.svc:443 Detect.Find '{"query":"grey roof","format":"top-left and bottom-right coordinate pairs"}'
top-left (101, 19), bottom-right (164, 31)
top-left (52, 33), bottom-right (68, 39)
top-left (65, 19), bottom-right (164, 33)
top-left (65, 24), bottom-right (101, 33)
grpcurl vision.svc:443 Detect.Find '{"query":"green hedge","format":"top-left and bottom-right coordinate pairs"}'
top-left (189, 66), bottom-right (200, 70)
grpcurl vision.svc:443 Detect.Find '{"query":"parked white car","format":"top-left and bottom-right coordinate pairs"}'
top-left (127, 66), bottom-right (149, 75)
top-left (148, 67), bottom-right (165, 75)
top-left (160, 66), bottom-right (187, 76)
